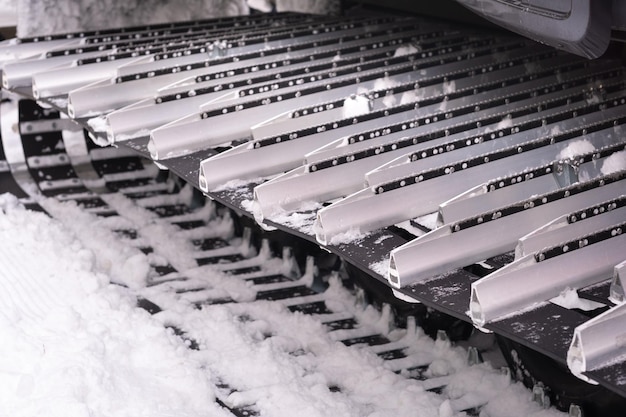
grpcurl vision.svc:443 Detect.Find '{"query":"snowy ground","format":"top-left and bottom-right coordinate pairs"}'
top-left (0, 190), bottom-right (567, 417)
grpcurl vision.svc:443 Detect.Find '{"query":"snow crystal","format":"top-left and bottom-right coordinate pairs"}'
top-left (342, 94), bottom-right (371, 118)
top-left (557, 139), bottom-right (595, 160)
top-left (601, 150), bottom-right (626, 175)
top-left (394, 44), bottom-right (420, 57)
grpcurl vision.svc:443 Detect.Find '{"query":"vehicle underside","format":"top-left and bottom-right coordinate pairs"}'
top-left (1, 1), bottom-right (625, 415)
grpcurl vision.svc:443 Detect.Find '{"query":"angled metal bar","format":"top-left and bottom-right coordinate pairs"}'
top-left (516, 196), bottom-right (626, 259)
top-left (249, 66), bottom-right (622, 219)
top-left (609, 261), bottom-right (626, 303)
top-left (147, 59), bottom-right (445, 159)
top-left (364, 90), bottom-right (626, 189)
top-left (151, 45), bottom-right (588, 160)
top-left (387, 172), bottom-right (625, 290)
top-left (104, 29), bottom-right (488, 141)
top-left (469, 223), bottom-right (626, 327)
top-left (31, 56), bottom-right (151, 99)
top-left (440, 144), bottom-right (626, 226)
top-left (567, 303), bottom-right (626, 384)
top-left (105, 40), bottom-right (568, 144)
top-left (0, 39), bottom-right (81, 64)
top-left (1, 49), bottom-right (111, 90)
top-left (314, 108), bottom-right (626, 245)
top-left (111, 16), bottom-right (413, 79)
top-left (439, 173), bottom-right (562, 228)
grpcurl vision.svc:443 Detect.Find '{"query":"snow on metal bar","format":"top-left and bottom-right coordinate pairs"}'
top-left (567, 302), bottom-right (626, 384)
top-left (314, 95), bottom-right (626, 245)
top-left (201, 46), bottom-right (590, 196)
top-left (148, 40), bottom-right (518, 160)
top-left (387, 170), bottom-right (626, 290)
top-left (252, 67), bottom-right (623, 221)
top-left (439, 144), bottom-right (626, 226)
top-left (111, 15), bottom-right (406, 79)
top-left (470, 199), bottom-right (626, 326)
top-left (102, 25), bottom-right (467, 143)
top-left (69, 26), bottom-right (432, 119)
top-left (517, 195), bottom-right (626, 260)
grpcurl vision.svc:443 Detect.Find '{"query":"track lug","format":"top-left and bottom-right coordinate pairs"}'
top-left (569, 404), bottom-right (584, 417)
top-left (532, 383), bottom-right (551, 408)
top-left (436, 329), bottom-right (449, 343)
top-left (467, 346), bottom-right (483, 366)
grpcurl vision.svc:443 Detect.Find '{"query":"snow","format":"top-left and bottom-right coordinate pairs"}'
top-left (557, 138), bottom-right (595, 161)
top-left (342, 94), bottom-right (371, 118)
top-left (443, 80), bottom-right (456, 95)
top-left (0, 0), bottom-right (16, 28)
top-left (601, 150), bottom-right (626, 175)
top-left (17, 0), bottom-right (249, 37)
top-left (394, 44), bottom-right (420, 57)
top-left (400, 90), bottom-right (420, 105)
top-left (373, 75), bottom-right (398, 92)
top-left (0, 193), bottom-right (230, 417)
top-left (0, 192), bottom-right (569, 417)
top-left (497, 115), bottom-right (513, 130)
top-left (550, 288), bottom-right (605, 312)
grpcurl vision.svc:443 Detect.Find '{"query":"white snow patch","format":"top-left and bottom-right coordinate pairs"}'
top-left (342, 94), bottom-right (371, 118)
top-left (328, 227), bottom-right (368, 246)
top-left (373, 75), bottom-right (398, 92)
top-left (497, 115), bottom-right (513, 130)
top-left (40, 197), bottom-right (151, 289)
top-left (415, 212), bottom-right (440, 231)
top-left (0, 194), bottom-right (229, 416)
top-left (18, 0), bottom-right (250, 37)
top-left (400, 90), bottom-right (419, 105)
top-left (550, 125), bottom-right (562, 136)
top-left (86, 116), bottom-right (107, 132)
top-left (557, 139), bottom-right (595, 161)
top-left (369, 259), bottom-right (389, 276)
top-left (394, 44), bottom-right (420, 57)
top-left (382, 93), bottom-right (398, 108)
top-left (247, 0), bottom-right (273, 12)
top-left (550, 288), bottom-right (606, 311)
top-left (601, 150), bottom-right (626, 175)
top-left (443, 80), bottom-right (456, 95)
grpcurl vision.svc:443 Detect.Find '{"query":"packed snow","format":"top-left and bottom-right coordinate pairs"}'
top-left (0, 192), bottom-right (567, 417)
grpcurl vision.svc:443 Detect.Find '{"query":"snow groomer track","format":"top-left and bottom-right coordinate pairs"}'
top-left (1, 9), bottom-right (626, 416)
